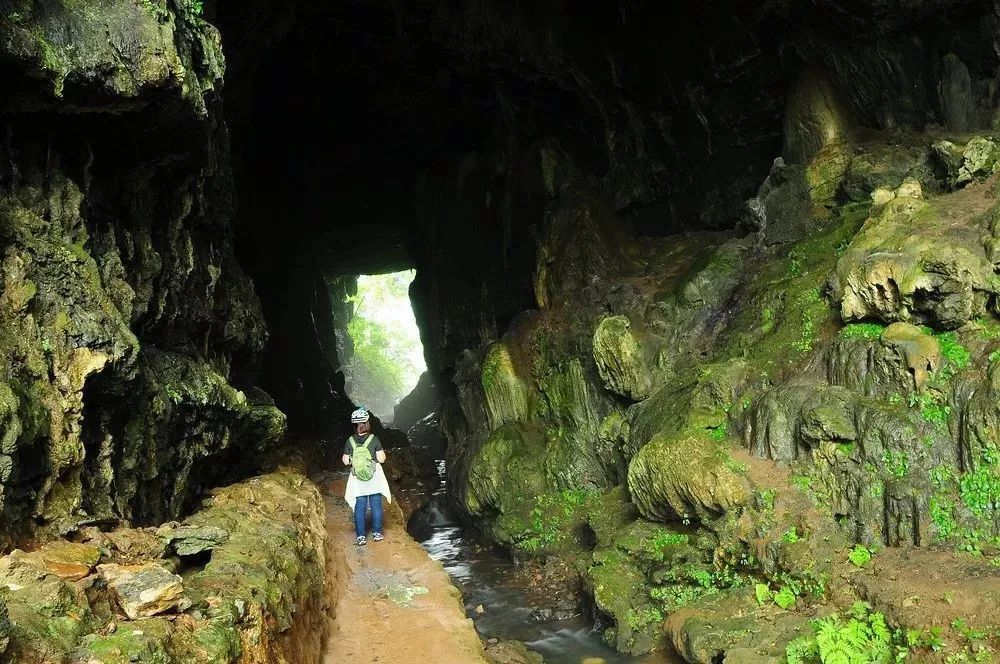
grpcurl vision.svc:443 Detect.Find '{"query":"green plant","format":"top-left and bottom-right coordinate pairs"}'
top-left (909, 391), bottom-right (951, 428)
top-left (773, 585), bottom-right (797, 609)
top-left (784, 602), bottom-right (904, 664)
top-left (755, 583), bottom-right (771, 605)
top-left (848, 545), bottom-right (872, 568)
top-left (517, 489), bottom-right (594, 552)
top-left (762, 307), bottom-right (775, 334)
top-left (788, 250), bottom-right (802, 277)
top-left (906, 626), bottom-right (945, 651)
top-left (709, 421), bottom-right (728, 441)
top-left (839, 323), bottom-right (885, 340)
top-left (164, 384), bottom-right (182, 404)
top-left (188, 0), bottom-right (204, 15)
top-left (782, 527), bottom-right (801, 544)
top-left (624, 606), bottom-right (663, 631)
top-left (936, 331), bottom-right (971, 370)
top-left (792, 289), bottom-right (824, 353)
top-left (882, 449), bottom-right (909, 479)
top-left (649, 584), bottom-right (713, 609)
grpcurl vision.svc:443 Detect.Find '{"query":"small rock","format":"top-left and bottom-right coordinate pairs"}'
top-left (37, 541), bottom-right (101, 582)
top-left (157, 525), bottom-right (229, 556)
top-left (98, 563), bottom-right (184, 619)
top-left (475, 604), bottom-right (485, 615)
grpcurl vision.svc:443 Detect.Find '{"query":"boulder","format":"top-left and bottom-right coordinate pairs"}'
top-left (593, 316), bottom-right (652, 401)
top-left (481, 342), bottom-right (532, 430)
top-left (932, 137), bottom-right (1000, 188)
top-left (157, 524), bottom-right (229, 556)
top-left (627, 431), bottom-right (752, 523)
top-left (831, 190), bottom-right (998, 328)
top-left (32, 541), bottom-right (102, 582)
top-left (484, 639), bottom-right (544, 664)
top-left (98, 563), bottom-right (185, 619)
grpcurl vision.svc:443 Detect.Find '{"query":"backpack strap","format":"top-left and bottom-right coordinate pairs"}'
top-left (364, 434), bottom-right (375, 446)
top-left (349, 436), bottom-right (361, 452)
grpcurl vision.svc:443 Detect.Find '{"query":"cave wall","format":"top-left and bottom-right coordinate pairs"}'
top-left (0, 0), bottom-right (284, 545)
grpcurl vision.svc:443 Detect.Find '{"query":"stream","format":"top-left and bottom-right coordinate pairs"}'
top-left (408, 461), bottom-right (681, 664)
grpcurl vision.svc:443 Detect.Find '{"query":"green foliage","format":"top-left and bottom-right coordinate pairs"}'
top-left (762, 307), bottom-right (776, 334)
top-left (649, 584), bottom-right (712, 609)
top-left (881, 450), bottom-right (909, 479)
top-left (344, 271), bottom-right (425, 419)
top-left (773, 585), bottom-right (797, 609)
top-left (708, 421), bottom-right (728, 441)
top-left (839, 323), bottom-right (885, 340)
top-left (936, 331), bottom-right (971, 370)
top-left (624, 606), bottom-right (663, 631)
top-left (164, 384), bottom-right (182, 404)
top-left (188, 0), bottom-right (204, 15)
top-left (788, 250), bottom-right (803, 277)
top-left (792, 289), bottom-right (823, 353)
top-left (785, 602), bottom-right (905, 664)
top-left (974, 317), bottom-right (1000, 341)
top-left (905, 626), bottom-right (945, 651)
top-left (957, 442), bottom-right (1000, 520)
top-left (782, 526), bottom-right (801, 544)
top-left (848, 545), bottom-right (873, 568)
top-left (517, 490), bottom-right (593, 552)
top-left (755, 583), bottom-right (771, 605)
top-left (908, 391), bottom-right (951, 428)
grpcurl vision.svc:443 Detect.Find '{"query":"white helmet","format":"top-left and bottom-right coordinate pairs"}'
top-left (350, 407), bottom-right (370, 424)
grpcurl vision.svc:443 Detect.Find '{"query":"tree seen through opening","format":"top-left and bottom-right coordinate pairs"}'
top-left (343, 270), bottom-right (426, 423)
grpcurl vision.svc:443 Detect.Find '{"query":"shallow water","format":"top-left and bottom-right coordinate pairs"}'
top-left (409, 462), bottom-right (681, 664)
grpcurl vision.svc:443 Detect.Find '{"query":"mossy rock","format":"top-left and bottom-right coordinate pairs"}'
top-left (593, 315), bottom-right (652, 401)
top-left (481, 342), bottom-right (532, 430)
top-left (77, 618), bottom-right (174, 664)
top-left (831, 189), bottom-right (999, 329)
top-left (627, 430), bottom-right (752, 523)
top-left (585, 486), bottom-right (639, 549)
top-left (586, 548), bottom-right (662, 655)
top-left (839, 139), bottom-right (940, 203)
top-left (464, 423), bottom-right (549, 542)
top-left (664, 587), bottom-right (810, 664)
top-left (933, 136), bottom-right (1000, 188)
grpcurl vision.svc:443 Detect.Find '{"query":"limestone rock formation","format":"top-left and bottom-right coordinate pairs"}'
top-left (99, 562), bottom-right (185, 619)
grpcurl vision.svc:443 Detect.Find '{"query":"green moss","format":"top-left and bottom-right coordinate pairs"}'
top-left (593, 316), bottom-right (651, 400)
top-left (481, 342), bottom-right (531, 429)
top-left (627, 429), bottom-right (752, 523)
top-left (79, 619), bottom-right (173, 664)
top-left (839, 323), bottom-right (885, 340)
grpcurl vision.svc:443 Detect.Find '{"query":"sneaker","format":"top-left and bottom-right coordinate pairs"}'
top-left (356, 536), bottom-right (367, 546)
top-left (373, 532), bottom-right (384, 542)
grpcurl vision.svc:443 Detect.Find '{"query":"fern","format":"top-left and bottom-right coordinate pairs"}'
top-left (785, 602), bottom-right (906, 664)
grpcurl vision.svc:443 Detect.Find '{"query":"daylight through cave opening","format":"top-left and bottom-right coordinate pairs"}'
top-left (340, 270), bottom-right (426, 424)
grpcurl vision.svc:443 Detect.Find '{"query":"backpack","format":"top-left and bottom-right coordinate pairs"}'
top-left (349, 435), bottom-right (376, 481)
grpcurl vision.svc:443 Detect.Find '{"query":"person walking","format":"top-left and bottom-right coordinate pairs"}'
top-left (342, 407), bottom-right (392, 545)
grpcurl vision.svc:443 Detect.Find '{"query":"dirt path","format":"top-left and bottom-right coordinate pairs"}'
top-left (321, 474), bottom-right (489, 664)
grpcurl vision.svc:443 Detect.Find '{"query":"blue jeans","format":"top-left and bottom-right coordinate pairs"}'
top-left (354, 494), bottom-right (383, 537)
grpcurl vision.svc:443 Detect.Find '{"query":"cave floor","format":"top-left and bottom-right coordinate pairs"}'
top-left (321, 475), bottom-right (488, 664)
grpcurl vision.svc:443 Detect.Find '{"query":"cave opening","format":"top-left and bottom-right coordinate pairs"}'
top-left (339, 269), bottom-right (426, 425)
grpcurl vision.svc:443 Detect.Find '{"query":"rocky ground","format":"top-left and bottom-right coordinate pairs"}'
top-left (0, 469), bottom-right (327, 663)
